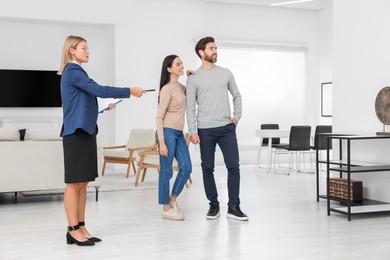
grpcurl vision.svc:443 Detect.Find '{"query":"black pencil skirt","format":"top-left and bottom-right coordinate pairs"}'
top-left (63, 128), bottom-right (98, 183)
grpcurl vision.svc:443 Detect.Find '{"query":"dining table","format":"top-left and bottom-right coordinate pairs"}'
top-left (255, 129), bottom-right (290, 171)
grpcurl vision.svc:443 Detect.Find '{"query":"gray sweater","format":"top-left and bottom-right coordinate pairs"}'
top-left (186, 65), bottom-right (242, 135)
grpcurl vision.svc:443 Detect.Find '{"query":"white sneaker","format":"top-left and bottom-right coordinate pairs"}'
top-left (170, 201), bottom-right (180, 211)
top-left (162, 208), bottom-right (185, 221)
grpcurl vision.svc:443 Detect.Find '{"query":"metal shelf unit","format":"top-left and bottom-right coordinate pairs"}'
top-left (323, 134), bottom-right (390, 221)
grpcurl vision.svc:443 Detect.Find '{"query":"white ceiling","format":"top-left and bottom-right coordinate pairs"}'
top-left (198, 0), bottom-right (327, 10)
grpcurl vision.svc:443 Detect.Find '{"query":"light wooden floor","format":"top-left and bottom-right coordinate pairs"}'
top-left (1, 165), bottom-right (390, 260)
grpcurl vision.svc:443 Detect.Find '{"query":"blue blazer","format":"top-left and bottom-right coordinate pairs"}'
top-left (60, 63), bottom-right (130, 137)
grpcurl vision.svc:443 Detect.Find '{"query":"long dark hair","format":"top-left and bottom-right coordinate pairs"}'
top-left (158, 54), bottom-right (178, 103)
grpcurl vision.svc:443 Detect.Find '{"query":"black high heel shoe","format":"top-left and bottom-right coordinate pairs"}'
top-left (66, 225), bottom-right (95, 246)
top-left (78, 221), bottom-right (102, 243)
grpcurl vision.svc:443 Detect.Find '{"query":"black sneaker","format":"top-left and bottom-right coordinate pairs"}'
top-left (206, 204), bottom-right (220, 220)
top-left (227, 205), bottom-right (249, 221)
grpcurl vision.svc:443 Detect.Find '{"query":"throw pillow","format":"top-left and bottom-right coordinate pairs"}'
top-left (0, 127), bottom-right (20, 141)
top-left (19, 129), bottom-right (26, 141)
top-left (24, 128), bottom-right (62, 141)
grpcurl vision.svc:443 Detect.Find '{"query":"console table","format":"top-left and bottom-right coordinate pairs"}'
top-left (323, 134), bottom-right (390, 221)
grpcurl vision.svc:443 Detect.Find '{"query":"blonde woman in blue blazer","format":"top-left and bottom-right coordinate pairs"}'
top-left (58, 35), bottom-right (145, 246)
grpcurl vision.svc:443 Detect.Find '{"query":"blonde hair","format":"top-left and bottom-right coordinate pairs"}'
top-left (58, 35), bottom-right (87, 75)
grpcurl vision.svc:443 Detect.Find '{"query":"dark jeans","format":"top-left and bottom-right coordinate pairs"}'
top-left (198, 123), bottom-right (240, 207)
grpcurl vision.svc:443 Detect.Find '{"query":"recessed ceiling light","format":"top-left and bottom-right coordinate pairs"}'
top-left (271, 0), bottom-right (316, 6)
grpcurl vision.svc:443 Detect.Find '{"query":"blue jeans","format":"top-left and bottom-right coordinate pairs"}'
top-left (198, 123), bottom-right (240, 207)
top-left (158, 128), bottom-right (192, 205)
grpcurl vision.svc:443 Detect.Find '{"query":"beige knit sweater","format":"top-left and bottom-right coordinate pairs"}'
top-left (156, 79), bottom-right (186, 140)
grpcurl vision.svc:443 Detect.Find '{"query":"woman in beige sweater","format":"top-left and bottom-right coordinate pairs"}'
top-left (156, 55), bottom-right (192, 220)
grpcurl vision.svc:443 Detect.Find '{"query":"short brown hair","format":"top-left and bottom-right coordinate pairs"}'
top-left (195, 36), bottom-right (215, 59)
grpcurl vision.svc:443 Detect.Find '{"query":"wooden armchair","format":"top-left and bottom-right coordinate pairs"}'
top-left (101, 128), bottom-right (156, 178)
top-left (135, 133), bottom-right (193, 187)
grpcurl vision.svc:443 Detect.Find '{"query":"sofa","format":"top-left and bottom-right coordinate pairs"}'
top-left (0, 127), bottom-right (101, 199)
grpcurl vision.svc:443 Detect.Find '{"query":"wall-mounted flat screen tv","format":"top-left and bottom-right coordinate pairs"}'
top-left (0, 69), bottom-right (62, 107)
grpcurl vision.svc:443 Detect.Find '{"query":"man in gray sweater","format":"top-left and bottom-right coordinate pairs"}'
top-left (186, 36), bottom-right (248, 221)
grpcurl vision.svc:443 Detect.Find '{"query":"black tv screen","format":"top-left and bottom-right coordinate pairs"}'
top-left (0, 69), bottom-right (62, 107)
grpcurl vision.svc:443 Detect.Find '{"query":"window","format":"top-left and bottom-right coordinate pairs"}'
top-left (212, 42), bottom-right (307, 147)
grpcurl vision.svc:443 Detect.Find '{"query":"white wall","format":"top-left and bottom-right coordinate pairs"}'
top-left (0, 18), bottom-right (116, 145)
top-left (318, 0), bottom-right (333, 125)
top-left (0, 0), bottom-right (323, 166)
top-left (333, 0), bottom-right (390, 201)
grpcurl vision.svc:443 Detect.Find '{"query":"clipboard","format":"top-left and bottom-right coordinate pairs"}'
top-left (98, 98), bottom-right (123, 113)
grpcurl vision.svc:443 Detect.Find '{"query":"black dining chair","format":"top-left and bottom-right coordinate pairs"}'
top-left (261, 124), bottom-right (280, 145)
top-left (311, 125), bottom-right (332, 172)
top-left (257, 124), bottom-right (280, 169)
top-left (272, 125), bottom-right (312, 175)
top-left (311, 125), bottom-right (332, 151)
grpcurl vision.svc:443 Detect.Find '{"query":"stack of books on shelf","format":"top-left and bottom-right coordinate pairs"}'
top-left (329, 178), bottom-right (363, 201)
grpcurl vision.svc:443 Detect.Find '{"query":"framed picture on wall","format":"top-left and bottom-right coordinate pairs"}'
top-left (321, 82), bottom-right (332, 117)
